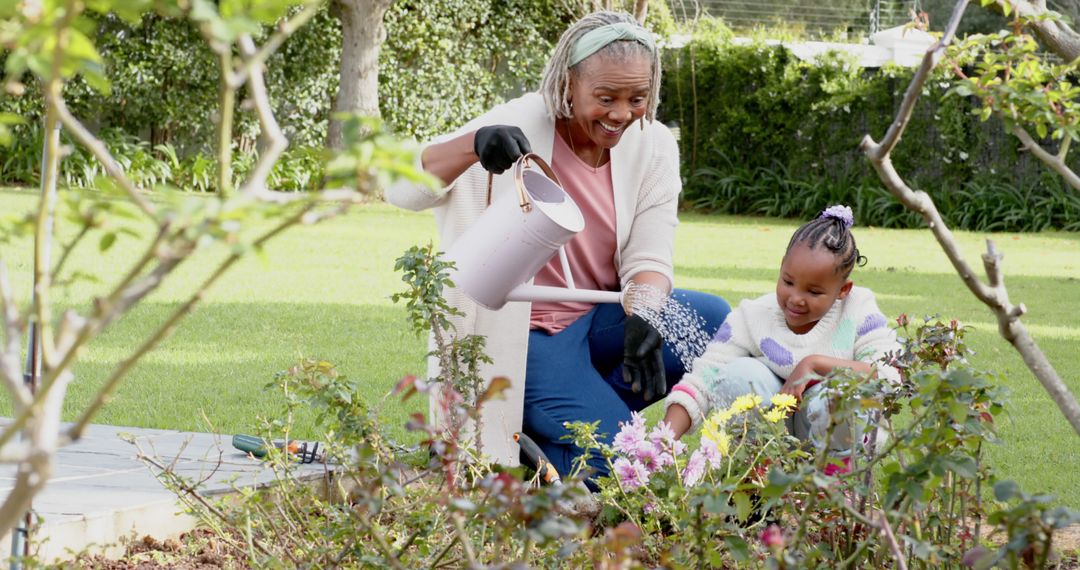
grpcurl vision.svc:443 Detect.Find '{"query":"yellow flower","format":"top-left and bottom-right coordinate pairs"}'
top-left (702, 414), bottom-right (723, 445)
top-left (763, 407), bottom-right (788, 424)
top-left (715, 429), bottom-right (731, 456)
top-left (731, 394), bottom-right (762, 413)
top-left (770, 393), bottom-right (798, 411)
top-left (713, 405), bottom-right (736, 424)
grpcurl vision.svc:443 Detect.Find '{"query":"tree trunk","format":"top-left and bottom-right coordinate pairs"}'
top-left (327, 0), bottom-right (393, 151)
top-left (634, 0), bottom-right (649, 24)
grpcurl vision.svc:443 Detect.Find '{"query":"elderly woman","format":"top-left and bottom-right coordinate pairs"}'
top-left (386, 11), bottom-right (730, 480)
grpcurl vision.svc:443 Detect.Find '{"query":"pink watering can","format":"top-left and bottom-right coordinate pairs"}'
top-left (444, 153), bottom-right (625, 310)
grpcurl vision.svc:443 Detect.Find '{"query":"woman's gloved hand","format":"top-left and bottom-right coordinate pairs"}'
top-left (473, 125), bottom-right (532, 174)
top-left (623, 314), bottom-right (666, 402)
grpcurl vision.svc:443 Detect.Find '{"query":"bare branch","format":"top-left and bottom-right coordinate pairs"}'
top-left (1057, 135), bottom-right (1071, 160)
top-left (0, 262), bottom-right (30, 409)
top-left (67, 202), bottom-right (322, 442)
top-left (42, 223), bottom-right (176, 381)
top-left (237, 34), bottom-right (289, 196)
top-left (1012, 124), bottom-right (1080, 191)
top-left (868, 0), bottom-right (970, 157)
top-left (0, 442), bottom-right (32, 464)
top-left (877, 512), bottom-right (909, 570)
top-left (0, 451), bottom-right (50, 538)
top-left (863, 0), bottom-right (1080, 438)
top-left (216, 51), bottom-right (236, 197)
top-left (47, 94), bottom-right (157, 218)
top-left (228, 2), bottom-right (323, 88)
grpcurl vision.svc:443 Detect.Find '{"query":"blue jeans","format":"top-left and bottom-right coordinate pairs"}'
top-left (522, 289), bottom-right (730, 481)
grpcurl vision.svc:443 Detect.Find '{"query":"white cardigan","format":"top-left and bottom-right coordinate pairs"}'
top-left (385, 93), bottom-right (682, 465)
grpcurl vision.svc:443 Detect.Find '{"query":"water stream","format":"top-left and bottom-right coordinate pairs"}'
top-left (623, 283), bottom-right (713, 372)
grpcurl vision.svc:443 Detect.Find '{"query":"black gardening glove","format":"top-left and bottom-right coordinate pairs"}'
top-left (623, 314), bottom-right (666, 402)
top-left (473, 125), bottom-right (532, 174)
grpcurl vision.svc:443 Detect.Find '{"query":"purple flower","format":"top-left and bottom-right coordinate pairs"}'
top-left (683, 449), bottom-right (707, 486)
top-left (820, 204), bottom-right (854, 229)
top-left (760, 337), bottom-right (794, 366)
top-left (613, 457), bottom-right (650, 490)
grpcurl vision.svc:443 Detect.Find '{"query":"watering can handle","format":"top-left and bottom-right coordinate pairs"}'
top-left (484, 153), bottom-right (563, 214)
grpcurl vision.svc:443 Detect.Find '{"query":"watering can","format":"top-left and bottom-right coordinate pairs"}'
top-left (444, 153), bottom-right (625, 311)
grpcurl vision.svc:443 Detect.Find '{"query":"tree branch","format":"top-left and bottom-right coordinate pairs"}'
top-left (66, 202), bottom-right (322, 442)
top-left (877, 512), bottom-right (909, 570)
top-left (862, 0), bottom-right (1080, 438)
top-left (995, 0), bottom-right (1080, 61)
top-left (1011, 124), bottom-right (1080, 191)
top-left (228, 2), bottom-right (323, 89)
top-left (47, 94), bottom-right (157, 218)
top-left (0, 262), bottom-right (30, 408)
top-left (237, 34), bottom-right (289, 197)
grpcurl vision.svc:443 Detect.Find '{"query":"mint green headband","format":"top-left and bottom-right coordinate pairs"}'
top-left (568, 22), bottom-right (656, 67)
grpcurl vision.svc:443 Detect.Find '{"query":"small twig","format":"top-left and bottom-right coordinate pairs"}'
top-left (50, 223), bottom-right (92, 284)
top-left (47, 95), bottom-right (156, 218)
top-left (450, 513), bottom-right (477, 566)
top-left (877, 511), bottom-right (909, 570)
top-left (227, 2), bottom-right (322, 89)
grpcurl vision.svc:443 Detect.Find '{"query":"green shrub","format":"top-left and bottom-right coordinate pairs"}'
top-left (661, 18), bottom-right (1080, 231)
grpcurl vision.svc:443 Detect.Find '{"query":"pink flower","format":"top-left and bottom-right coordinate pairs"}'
top-left (683, 449), bottom-right (706, 486)
top-left (613, 457), bottom-right (650, 490)
top-left (761, 524), bottom-right (785, 548)
top-left (649, 420), bottom-right (676, 445)
top-left (613, 414), bottom-right (647, 456)
top-left (700, 441), bottom-right (724, 469)
top-left (634, 441), bottom-right (663, 473)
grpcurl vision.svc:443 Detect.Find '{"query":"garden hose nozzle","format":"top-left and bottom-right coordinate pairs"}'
top-left (232, 434), bottom-right (323, 464)
top-left (514, 432), bottom-right (561, 485)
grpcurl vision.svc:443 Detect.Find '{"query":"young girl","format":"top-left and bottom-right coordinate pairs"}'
top-left (663, 205), bottom-right (900, 458)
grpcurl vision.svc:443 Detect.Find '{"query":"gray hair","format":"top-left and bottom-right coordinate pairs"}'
top-left (540, 11), bottom-right (662, 122)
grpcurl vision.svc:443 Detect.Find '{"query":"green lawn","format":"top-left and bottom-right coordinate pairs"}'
top-left (2, 186), bottom-right (1079, 507)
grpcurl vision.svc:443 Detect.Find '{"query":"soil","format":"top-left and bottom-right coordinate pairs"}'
top-left (65, 524), bottom-right (1080, 568)
top-left (69, 530), bottom-right (236, 569)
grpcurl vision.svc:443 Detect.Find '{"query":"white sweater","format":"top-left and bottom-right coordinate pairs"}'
top-left (384, 93), bottom-right (683, 464)
top-left (665, 286), bottom-right (901, 432)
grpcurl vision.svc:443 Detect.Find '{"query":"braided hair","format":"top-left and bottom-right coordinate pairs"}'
top-left (785, 205), bottom-right (867, 278)
top-left (540, 11), bottom-right (661, 122)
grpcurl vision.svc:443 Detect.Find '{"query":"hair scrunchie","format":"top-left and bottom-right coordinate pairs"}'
top-left (820, 204), bottom-right (855, 229)
top-left (568, 22), bottom-right (656, 67)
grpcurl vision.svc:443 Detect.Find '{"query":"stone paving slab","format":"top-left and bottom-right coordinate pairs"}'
top-left (0, 419), bottom-right (330, 563)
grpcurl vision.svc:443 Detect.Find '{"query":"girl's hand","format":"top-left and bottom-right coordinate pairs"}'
top-left (781, 355), bottom-right (821, 400)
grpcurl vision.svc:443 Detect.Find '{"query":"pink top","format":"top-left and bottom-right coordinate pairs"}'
top-left (529, 132), bottom-right (619, 334)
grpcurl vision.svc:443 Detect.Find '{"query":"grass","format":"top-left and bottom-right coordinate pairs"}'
top-left (1, 186), bottom-right (1079, 507)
